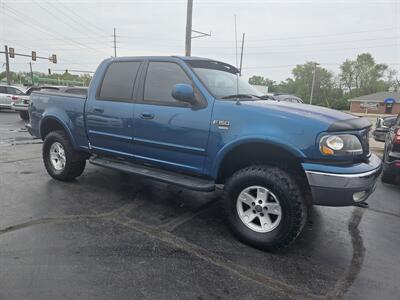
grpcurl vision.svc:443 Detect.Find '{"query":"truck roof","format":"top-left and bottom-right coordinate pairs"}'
top-left (107, 55), bottom-right (212, 62)
top-left (105, 56), bottom-right (238, 73)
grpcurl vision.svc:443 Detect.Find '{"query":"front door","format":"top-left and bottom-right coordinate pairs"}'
top-left (86, 60), bottom-right (142, 157)
top-left (132, 60), bottom-right (212, 175)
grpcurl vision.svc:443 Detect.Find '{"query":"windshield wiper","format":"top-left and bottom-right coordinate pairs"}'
top-left (221, 94), bottom-right (263, 100)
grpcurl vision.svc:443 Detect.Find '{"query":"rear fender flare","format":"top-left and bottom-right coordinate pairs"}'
top-left (39, 115), bottom-right (77, 149)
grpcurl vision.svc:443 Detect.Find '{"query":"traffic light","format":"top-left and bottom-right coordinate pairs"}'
top-left (9, 47), bottom-right (15, 58)
top-left (48, 68), bottom-right (51, 75)
top-left (51, 54), bottom-right (57, 64)
top-left (32, 51), bottom-right (36, 61)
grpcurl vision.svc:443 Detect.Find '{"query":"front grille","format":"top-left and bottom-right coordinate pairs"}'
top-left (360, 129), bottom-right (370, 155)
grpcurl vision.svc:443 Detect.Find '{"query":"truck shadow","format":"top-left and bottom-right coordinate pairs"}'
top-left (61, 166), bottom-right (358, 297)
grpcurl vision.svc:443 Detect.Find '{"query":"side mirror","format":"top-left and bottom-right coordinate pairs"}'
top-left (171, 83), bottom-right (196, 105)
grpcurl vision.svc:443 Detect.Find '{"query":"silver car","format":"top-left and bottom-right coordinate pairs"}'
top-left (11, 86), bottom-right (87, 120)
top-left (0, 85), bottom-right (27, 110)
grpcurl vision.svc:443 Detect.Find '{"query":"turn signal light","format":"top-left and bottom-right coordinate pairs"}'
top-left (321, 145), bottom-right (334, 155)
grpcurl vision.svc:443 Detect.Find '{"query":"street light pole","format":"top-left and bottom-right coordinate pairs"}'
top-left (29, 62), bottom-right (34, 85)
top-left (310, 62), bottom-right (319, 105)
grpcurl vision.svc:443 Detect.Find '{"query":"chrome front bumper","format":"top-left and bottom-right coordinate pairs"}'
top-left (304, 154), bottom-right (382, 206)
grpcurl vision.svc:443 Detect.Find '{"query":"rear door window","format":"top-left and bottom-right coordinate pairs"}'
top-left (0, 86), bottom-right (7, 94)
top-left (6, 87), bottom-right (23, 95)
top-left (98, 61), bottom-right (141, 101)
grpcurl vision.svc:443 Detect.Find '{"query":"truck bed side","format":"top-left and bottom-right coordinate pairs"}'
top-left (29, 91), bottom-right (89, 151)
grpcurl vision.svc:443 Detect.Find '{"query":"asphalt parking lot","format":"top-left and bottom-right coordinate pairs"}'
top-left (1, 110), bottom-right (400, 300)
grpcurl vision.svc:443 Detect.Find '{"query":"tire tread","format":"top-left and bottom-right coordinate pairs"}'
top-left (223, 165), bottom-right (306, 251)
top-left (43, 130), bottom-right (86, 181)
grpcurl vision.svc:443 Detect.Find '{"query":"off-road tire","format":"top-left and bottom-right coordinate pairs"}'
top-left (43, 130), bottom-right (86, 181)
top-left (381, 169), bottom-right (396, 184)
top-left (223, 165), bottom-right (307, 251)
top-left (19, 111), bottom-right (29, 120)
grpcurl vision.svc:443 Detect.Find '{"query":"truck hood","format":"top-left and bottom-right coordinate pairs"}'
top-left (245, 100), bottom-right (371, 131)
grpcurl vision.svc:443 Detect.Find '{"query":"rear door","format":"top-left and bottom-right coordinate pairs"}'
top-left (86, 60), bottom-right (142, 157)
top-left (132, 60), bottom-right (212, 174)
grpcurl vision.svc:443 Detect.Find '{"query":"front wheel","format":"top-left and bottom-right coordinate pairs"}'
top-left (223, 166), bottom-right (307, 251)
top-left (43, 131), bottom-right (86, 181)
top-left (19, 111), bottom-right (29, 120)
top-left (381, 169), bottom-right (396, 184)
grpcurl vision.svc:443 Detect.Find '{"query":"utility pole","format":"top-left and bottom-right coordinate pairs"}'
top-left (113, 28), bottom-right (117, 57)
top-left (4, 45), bottom-right (11, 85)
top-left (29, 62), bottom-right (34, 85)
top-left (185, 0), bottom-right (193, 56)
top-left (239, 33), bottom-right (245, 76)
top-left (310, 62), bottom-right (319, 105)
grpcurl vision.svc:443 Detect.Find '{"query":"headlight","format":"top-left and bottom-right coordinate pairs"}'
top-left (319, 134), bottom-right (363, 156)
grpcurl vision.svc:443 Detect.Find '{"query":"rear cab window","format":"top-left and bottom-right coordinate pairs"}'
top-left (98, 61), bottom-right (141, 101)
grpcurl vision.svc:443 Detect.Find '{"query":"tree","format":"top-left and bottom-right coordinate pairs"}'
top-left (340, 59), bottom-right (356, 93)
top-left (339, 53), bottom-right (388, 95)
top-left (248, 76), bottom-right (276, 91)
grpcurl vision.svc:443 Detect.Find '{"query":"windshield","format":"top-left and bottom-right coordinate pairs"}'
top-left (189, 61), bottom-right (263, 99)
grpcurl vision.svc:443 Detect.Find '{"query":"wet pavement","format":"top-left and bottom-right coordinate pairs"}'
top-left (1, 110), bottom-right (399, 300)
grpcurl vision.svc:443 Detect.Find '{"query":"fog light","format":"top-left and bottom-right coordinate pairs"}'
top-left (353, 191), bottom-right (367, 202)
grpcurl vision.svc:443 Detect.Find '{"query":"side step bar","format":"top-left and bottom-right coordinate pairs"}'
top-left (89, 156), bottom-right (215, 192)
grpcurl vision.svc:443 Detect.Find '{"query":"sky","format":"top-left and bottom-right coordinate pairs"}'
top-left (0, 0), bottom-right (399, 82)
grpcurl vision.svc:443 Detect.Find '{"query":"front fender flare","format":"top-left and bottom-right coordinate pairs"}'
top-left (211, 136), bottom-right (306, 178)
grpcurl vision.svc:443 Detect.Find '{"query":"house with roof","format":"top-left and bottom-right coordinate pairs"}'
top-left (348, 92), bottom-right (400, 115)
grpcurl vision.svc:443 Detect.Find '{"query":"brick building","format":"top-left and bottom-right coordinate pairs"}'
top-left (348, 92), bottom-right (400, 115)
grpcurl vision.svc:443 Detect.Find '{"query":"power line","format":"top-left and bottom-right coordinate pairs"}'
top-left (204, 27), bottom-right (399, 43)
top-left (3, 4), bottom-right (109, 56)
top-left (218, 43), bottom-right (400, 56)
top-left (32, 0), bottom-right (107, 46)
top-left (194, 36), bottom-right (400, 49)
top-left (54, 0), bottom-right (108, 35)
top-left (41, 0), bottom-right (109, 44)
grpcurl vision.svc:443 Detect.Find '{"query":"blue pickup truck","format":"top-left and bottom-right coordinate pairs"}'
top-left (27, 56), bottom-right (382, 251)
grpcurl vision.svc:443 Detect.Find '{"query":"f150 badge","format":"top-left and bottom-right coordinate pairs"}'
top-left (213, 120), bottom-right (230, 130)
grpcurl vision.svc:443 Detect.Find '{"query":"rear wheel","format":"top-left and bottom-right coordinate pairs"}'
top-left (19, 111), bottom-right (29, 120)
top-left (223, 165), bottom-right (307, 251)
top-left (43, 130), bottom-right (86, 181)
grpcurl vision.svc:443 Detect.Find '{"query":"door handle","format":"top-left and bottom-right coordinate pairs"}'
top-left (140, 112), bottom-right (154, 119)
top-left (93, 107), bottom-right (104, 113)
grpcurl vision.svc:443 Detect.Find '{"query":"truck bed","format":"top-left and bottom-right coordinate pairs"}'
top-left (29, 91), bottom-right (89, 150)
